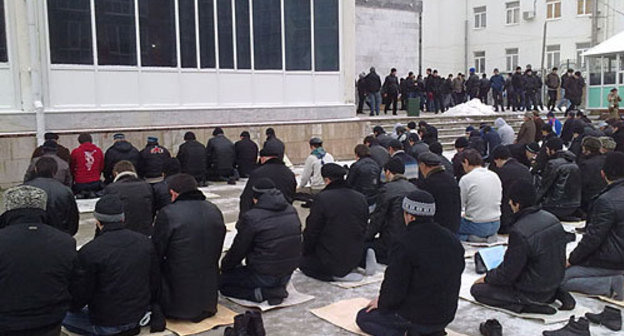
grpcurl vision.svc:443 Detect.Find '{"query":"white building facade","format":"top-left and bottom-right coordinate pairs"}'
top-left (0, 0), bottom-right (356, 135)
top-left (422, 0), bottom-right (624, 76)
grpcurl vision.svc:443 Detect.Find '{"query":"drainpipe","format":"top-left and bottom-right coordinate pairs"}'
top-left (464, 0), bottom-right (468, 73)
top-left (26, 0), bottom-right (45, 144)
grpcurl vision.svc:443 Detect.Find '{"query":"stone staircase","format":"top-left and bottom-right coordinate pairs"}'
top-left (371, 110), bottom-right (600, 151)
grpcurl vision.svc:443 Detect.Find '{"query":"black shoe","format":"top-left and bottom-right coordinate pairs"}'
top-left (232, 313), bottom-right (251, 336)
top-left (555, 289), bottom-right (576, 311)
top-left (479, 319), bottom-right (502, 336)
top-left (522, 303), bottom-right (557, 315)
top-left (245, 311), bottom-right (266, 336)
top-left (261, 287), bottom-right (288, 306)
top-left (224, 327), bottom-right (234, 336)
top-left (586, 306), bottom-right (622, 331)
top-left (543, 316), bottom-right (590, 336)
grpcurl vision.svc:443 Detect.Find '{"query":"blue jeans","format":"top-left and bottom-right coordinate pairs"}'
top-left (63, 308), bottom-right (139, 336)
top-left (368, 91), bottom-right (382, 115)
top-left (457, 218), bottom-right (500, 241)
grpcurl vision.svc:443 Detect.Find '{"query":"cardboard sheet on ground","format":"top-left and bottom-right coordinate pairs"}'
top-left (461, 235), bottom-right (508, 248)
top-left (597, 296), bottom-right (624, 308)
top-left (223, 230), bottom-right (237, 252)
top-left (329, 271), bottom-right (385, 289)
top-left (460, 261), bottom-right (590, 324)
top-left (63, 326), bottom-right (170, 336)
top-left (225, 282), bottom-right (315, 311)
top-left (310, 298), bottom-right (468, 336)
top-left (166, 305), bottom-right (237, 336)
top-left (76, 198), bottom-right (99, 213)
top-left (198, 187), bottom-right (221, 199)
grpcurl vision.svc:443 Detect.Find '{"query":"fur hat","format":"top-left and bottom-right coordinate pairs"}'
top-left (3, 185), bottom-right (47, 212)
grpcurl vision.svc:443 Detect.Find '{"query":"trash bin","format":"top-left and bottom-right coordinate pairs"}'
top-left (407, 97), bottom-right (420, 117)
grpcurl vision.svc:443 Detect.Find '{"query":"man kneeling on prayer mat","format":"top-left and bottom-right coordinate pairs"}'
top-left (300, 163), bottom-right (372, 282)
top-left (471, 182), bottom-right (576, 315)
top-left (64, 194), bottom-right (164, 334)
top-left (220, 178), bottom-right (302, 305)
top-left (356, 190), bottom-right (465, 336)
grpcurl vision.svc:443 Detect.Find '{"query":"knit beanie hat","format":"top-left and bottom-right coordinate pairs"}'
top-left (384, 157), bottom-right (405, 174)
top-left (94, 194), bottom-right (125, 223)
top-left (3, 186), bottom-right (47, 212)
top-left (252, 178), bottom-right (276, 199)
top-left (321, 163), bottom-right (346, 180)
top-left (525, 142), bottom-right (540, 154)
top-left (402, 189), bottom-right (436, 217)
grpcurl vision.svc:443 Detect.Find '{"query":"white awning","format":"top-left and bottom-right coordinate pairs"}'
top-left (583, 31), bottom-right (624, 57)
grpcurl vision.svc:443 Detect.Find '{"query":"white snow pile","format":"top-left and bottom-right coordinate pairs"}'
top-left (444, 99), bottom-right (499, 116)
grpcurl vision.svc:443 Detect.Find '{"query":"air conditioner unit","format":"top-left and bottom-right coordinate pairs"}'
top-left (523, 11), bottom-right (536, 21)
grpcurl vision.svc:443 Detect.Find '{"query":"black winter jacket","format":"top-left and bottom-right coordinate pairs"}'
top-left (495, 159), bottom-right (533, 234)
top-left (103, 173), bottom-right (155, 236)
top-left (578, 153), bottom-right (607, 210)
top-left (25, 177), bottom-right (79, 235)
top-left (533, 133), bottom-right (558, 174)
top-left (104, 141), bottom-right (140, 183)
top-left (569, 179), bottom-right (624, 270)
top-left (422, 125), bottom-right (439, 145)
top-left (382, 75), bottom-right (400, 95)
top-left (365, 72), bottom-right (382, 93)
top-left (138, 144), bottom-right (171, 179)
top-left (206, 135), bottom-right (235, 173)
top-left (417, 167), bottom-right (461, 233)
top-left (367, 176), bottom-right (417, 262)
top-left (152, 178), bottom-right (172, 213)
top-left (303, 180), bottom-right (368, 277)
top-left (235, 138), bottom-right (259, 178)
top-left (70, 223), bottom-right (159, 327)
top-left (222, 190), bottom-right (301, 277)
top-left (511, 73), bottom-right (524, 90)
top-left (369, 144), bottom-right (391, 168)
top-left (376, 133), bottom-right (394, 149)
top-left (537, 151), bottom-right (582, 210)
top-left (378, 218), bottom-right (464, 326)
top-left (347, 157), bottom-right (381, 205)
top-left (466, 74), bottom-right (480, 95)
top-left (153, 190), bottom-right (225, 320)
top-left (177, 140), bottom-right (207, 178)
top-left (0, 209), bottom-right (76, 332)
top-left (239, 158), bottom-right (296, 216)
top-left (486, 207), bottom-right (567, 302)
top-left (613, 129), bottom-right (624, 153)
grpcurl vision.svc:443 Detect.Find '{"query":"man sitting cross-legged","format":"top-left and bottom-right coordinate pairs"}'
top-left (220, 178), bottom-right (302, 305)
top-left (356, 190), bottom-right (465, 336)
top-left (471, 182), bottom-right (573, 315)
top-left (63, 194), bottom-right (163, 334)
top-left (300, 163), bottom-right (370, 282)
top-left (562, 152), bottom-right (624, 300)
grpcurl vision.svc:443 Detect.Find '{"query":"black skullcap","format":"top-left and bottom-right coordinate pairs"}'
top-left (525, 142), bottom-right (540, 154)
top-left (373, 126), bottom-right (385, 134)
top-left (259, 141), bottom-right (282, 157)
top-left (402, 189), bottom-right (436, 217)
top-left (418, 152), bottom-right (442, 166)
top-left (455, 137), bottom-right (469, 148)
top-left (321, 163), bottom-right (346, 180)
top-left (184, 131), bottom-right (196, 141)
top-left (44, 132), bottom-right (59, 140)
top-left (212, 127), bottom-right (224, 136)
top-left (240, 131), bottom-right (250, 138)
top-left (94, 194), bottom-right (125, 223)
top-left (384, 157), bottom-right (405, 174)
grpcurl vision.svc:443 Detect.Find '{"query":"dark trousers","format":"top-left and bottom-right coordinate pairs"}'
top-left (356, 309), bottom-right (446, 336)
top-left (357, 93), bottom-right (367, 113)
top-left (300, 255), bottom-right (336, 282)
top-left (479, 89), bottom-right (489, 104)
top-left (548, 90), bottom-right (558, 111)
top-left (543, 206), bottom-right (578, 221)
top-left (452, 92), bottom-right (464, 105)
top-left (384, 93), bottom-right (398, 114)
top-left (206, 167), bottom-right (236, 181)
top-left (1, 323), bottom-right (62, 336)
top-left (492, 90), bottom-right (504, 111)
top-left (512, 90), bottom-right (525, 110)
top-left (525, 91), bottom-right (537, 111)
top-left (220, 266), bottom-right (291, 302)
top-left (471, 283), bottom-right (554, 314)
top-left (73, 181), bottom-right (103, 195)
top-left (434, 94), bottom-right (444, 113)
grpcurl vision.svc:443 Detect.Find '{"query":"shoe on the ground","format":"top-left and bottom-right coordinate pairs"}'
top-left (467, 235), bottom-right (488, 243)
top-left (364, 248), bottom-right (378, 276)
top-left (231, 313), bottom-right (251, 335)
top-left (245, 311), bottom-right (266, 336)
top-left (543, 316), bottom-right (590, 336)
top-left (555, 289), bottom-right (577, 311)
top-left (223, 326), bottom-right (234, 336)
top-left (586, 306), bottom-right (622, 331)
top-left (486, 235), bottom-right (498, 244)
top-left (479, 319), bottom-right (502, 336)
top-left (261, 287), bottom-right (289, 306)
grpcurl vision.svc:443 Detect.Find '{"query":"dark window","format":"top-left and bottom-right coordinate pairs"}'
top-left (47, 0), bottom-right (93, 64)
top-left (253, 0), bottom-right (282, 70)
top-left (235, 0), bottom-right (250, 69)
top-left (179, 0), bottom-right (197, 68)
top-left (284, 0), bottom-right (311, 70)
top-left (0, 0), bottom-right (5, 62)
top-left (139, 0), bottom-right (176, 67)
top-left (314, 0), bottom-right (339, 71)
top-left (95, 0), bottom-right (137, 66)
top-left (198, 0), bottom-right (215, 68)
top-left (217, 0), bottom-right (233, 69)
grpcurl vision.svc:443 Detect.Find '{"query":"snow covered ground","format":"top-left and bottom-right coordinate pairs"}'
top-left (444, 99), bottom-right (501, 117)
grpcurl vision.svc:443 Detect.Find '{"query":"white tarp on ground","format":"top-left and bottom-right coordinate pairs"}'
top-left (444, 99), bottom-right (499, 116)
top-left (583, 30), bottom-right (624, 57)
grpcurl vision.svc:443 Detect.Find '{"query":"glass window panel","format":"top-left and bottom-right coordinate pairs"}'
top-left (95, 0), bottom-right (137, 66)
top-left (253, 0), bottom-right (282, 70)
top-left (199, 0), bottom-right (216, 68)
top-left (179, 0), bottom-right (197, 68)
top-left (235, 0), bottom-right (250, 69)
top-left (217, 0), bottom-right (233, 69)
top-left (0, 0), bottom-right (5, 62)
top-left (314, 0), bottom-right (339, 71)
top-left (604, 56), bottom-right (616, 85)
top-left (47, 0), bottom-right (93, 65)
top-left (284, 0), bottom-right (311, 71)
top-left (139, 0), bottom-right (176, 67)
top-left (589, 57), bottom-right (601, 85)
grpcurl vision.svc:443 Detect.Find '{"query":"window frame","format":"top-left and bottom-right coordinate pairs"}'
top-left (0, 0), bottom-right (9, 65)
top-left (505, 1), bottom-right (520, 26)
top-left (546, 44), bottom-right (561, 70)
top-left (505, 48), bottom-right (519, 72)
top-left (474, 51), bottom-right (486, 74)
top-left (546, 0), bottom-right (562, 20)
top-left (473, 6), bottom-right (486, 29)
top-left (576, 42), bottom-right (591, 70)
top-left (577, 0), bottom-right (593, 16)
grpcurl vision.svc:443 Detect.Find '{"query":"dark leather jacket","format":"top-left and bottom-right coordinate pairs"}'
top-left (537, 150), bottom-right (581, 210)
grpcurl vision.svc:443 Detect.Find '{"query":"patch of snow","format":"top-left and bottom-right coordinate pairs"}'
top-left (444, 99), bottom-right (501, 117)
